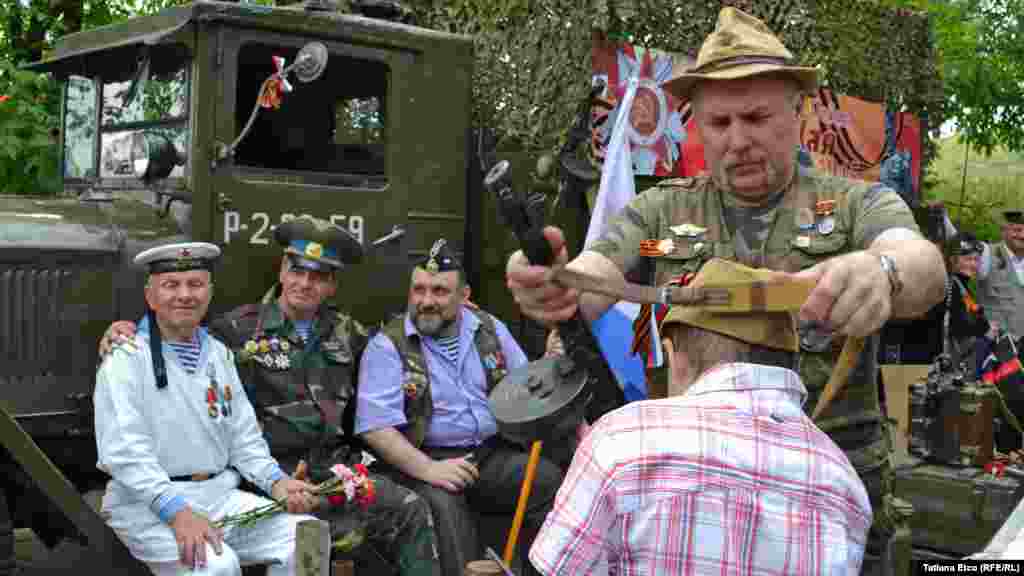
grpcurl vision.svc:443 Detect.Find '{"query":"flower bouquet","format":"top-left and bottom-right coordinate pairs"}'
top-left (212, 463), bottom-right (376, 530)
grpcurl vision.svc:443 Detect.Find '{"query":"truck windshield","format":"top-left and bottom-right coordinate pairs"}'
top-left (98, 61), bottom-right (189, 180)
top-left (232, 42), bottom-right (387, 188)
top-left (63, 76), bottom-right (96, 179)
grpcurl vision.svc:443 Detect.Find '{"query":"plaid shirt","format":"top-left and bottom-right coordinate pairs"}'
top-left (529, 363), bottom-right (872, 576)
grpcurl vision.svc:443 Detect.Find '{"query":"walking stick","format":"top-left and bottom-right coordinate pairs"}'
top-left (503, 440), bottom-right (544, 565)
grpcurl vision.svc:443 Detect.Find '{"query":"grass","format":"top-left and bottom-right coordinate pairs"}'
top-left (925, 135), bottom-right (1022, 242)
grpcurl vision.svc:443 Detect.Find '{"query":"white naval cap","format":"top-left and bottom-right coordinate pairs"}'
top-left (133, 242), bottom-right (221, 274)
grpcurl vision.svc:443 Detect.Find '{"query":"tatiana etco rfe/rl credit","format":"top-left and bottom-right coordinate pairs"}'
top-left (917, 560), bottom-right (1024, 574)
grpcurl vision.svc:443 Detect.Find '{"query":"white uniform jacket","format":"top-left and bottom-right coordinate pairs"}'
top-left (93, 323), bottom-right (285, 560)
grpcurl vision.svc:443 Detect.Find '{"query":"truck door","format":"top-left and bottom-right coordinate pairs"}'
top-left (202, 28), bottom-right (413, 324)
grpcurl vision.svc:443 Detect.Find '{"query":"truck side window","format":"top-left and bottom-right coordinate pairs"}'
top-left (99, 62), bottom-right (188, 180)
top-left (233, 42), bottom-right (388, 188)
top-left (63, 76), bottom-right (96, 179)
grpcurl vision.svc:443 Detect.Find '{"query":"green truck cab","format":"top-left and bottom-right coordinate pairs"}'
top-left (0, 2), bottom-right (483, 568)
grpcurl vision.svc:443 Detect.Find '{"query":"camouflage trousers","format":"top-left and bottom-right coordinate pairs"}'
top-left (276, 454), bottom-right (440, 576)
top-left (830, 420), bottom-right (913, 576)
top-left (316, 473), bottom-right (441, 576)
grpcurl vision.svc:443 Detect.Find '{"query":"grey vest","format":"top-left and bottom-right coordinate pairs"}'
top-left (978, 242), bottom-right (1024, 338)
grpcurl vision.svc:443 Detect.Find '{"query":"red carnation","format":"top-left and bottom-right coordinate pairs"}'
top-left (354, 463), bottom-right (369, 477)
top-left (328, 494), bottom-right (346, 507)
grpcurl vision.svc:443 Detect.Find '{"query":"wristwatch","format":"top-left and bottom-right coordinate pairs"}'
top-left (877, 253), bottom-right (903, 298)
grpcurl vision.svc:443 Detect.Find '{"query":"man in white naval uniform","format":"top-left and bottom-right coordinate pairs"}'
top-left (94, 241), bottom-right (321, 576)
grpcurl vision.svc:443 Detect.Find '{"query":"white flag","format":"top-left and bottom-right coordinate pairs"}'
top-left (585, 76), bottom-right (639, 249)
top-left (584, 76), bottom-right (660, 398)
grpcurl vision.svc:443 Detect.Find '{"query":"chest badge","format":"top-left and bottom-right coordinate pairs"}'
top-left (639, 238), bottom-right (677, 257)
top-left (402, 380), bottom-right (418, 399)
top-left (814, 200), bottom-right (837, 236)
top-left (817, 216), bottom-right (836, 236)
top-left (207, 365), bottom-right (231, 418)
top-left (669, 223), bottom-right (707, 238)
top-left (243, 337), bottom-right (292, 370)
top-left (483, 350), bottom-right (506, 371)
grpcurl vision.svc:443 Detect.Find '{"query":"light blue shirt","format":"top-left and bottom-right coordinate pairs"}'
top-left (355, 307), bottom-right (528, 448)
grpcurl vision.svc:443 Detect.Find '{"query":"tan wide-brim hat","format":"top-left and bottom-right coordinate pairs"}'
top-left (661, 7), bottom-right (819, 101)
top-left (660, 258), bottom-right (800, 352)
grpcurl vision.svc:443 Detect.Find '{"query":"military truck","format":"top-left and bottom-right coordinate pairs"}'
top-left (0, 1), bottom-right (520, 570)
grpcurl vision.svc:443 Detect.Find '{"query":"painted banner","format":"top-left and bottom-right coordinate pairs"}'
top-left (591, 31), bottom-right (692, 177)
top-left (800, 90), bottom-right (921, 203)
top-left (592, 33), bottom-right (922, 203)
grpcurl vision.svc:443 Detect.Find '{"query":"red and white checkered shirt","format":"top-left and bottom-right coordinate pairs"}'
top-left (529, 363), bottom-right (872, 576)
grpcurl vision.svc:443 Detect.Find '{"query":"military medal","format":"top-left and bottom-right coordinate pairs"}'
top-left (402, 381), bottom-right (418, 398)
top-left (814, 199), bottom-right (836, 236)
top-left (817, 217), bottom-right (835, 235)
top-left (669, 223), bottom-right (707, 238)
top-left (640, 238), bottom-right (676, 257)
top-left (206, 380), bottom-right (219, 419)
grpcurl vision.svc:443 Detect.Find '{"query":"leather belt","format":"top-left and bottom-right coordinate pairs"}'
top-left (170, 471), bottom-right (222, 482)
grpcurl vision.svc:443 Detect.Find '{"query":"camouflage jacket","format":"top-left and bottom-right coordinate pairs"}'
top-left (209, 285), bottom-right (369, 479)
top-left (589, 166), bottom-right (919, 472)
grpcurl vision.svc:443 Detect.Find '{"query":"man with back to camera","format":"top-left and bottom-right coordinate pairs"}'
top-left (529, 259), bottom-right (873, 575)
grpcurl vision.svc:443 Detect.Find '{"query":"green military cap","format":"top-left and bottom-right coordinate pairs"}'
top-left (273, 216), bottom-right (363, 272)
top-left (952, 231), bottom-right (983, 256)
top-left (1002, 210), bottom-right (1024, 225)
top-left (416, 238), bottom-right (462, 274)
top-left (661, 7), bottom-right (819, 101)
top-left (660, 258), bottom-right (800, 352)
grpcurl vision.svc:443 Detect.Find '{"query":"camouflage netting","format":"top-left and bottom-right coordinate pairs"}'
top-left (396, 0), bottom-right (944, 169)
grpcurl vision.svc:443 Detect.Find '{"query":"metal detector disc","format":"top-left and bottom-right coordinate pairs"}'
top-left (489, 356), bottom-right (588, 445)
top-left (294, 42), bottom-right (328, 83)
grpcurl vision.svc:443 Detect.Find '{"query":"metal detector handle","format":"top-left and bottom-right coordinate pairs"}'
top-left (486, 160), bottom-right (553, 266)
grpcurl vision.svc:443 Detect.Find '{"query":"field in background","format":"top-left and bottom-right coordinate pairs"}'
top-left (925, 136), bottom-right (1022, 242)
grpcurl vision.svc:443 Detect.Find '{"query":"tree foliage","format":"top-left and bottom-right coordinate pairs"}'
top-left (892, 0), bottom-right (1024, 155)
top-left (1, 0), bottom-right (948, 195)
top-left (0, 59), bottom-right (60, 194)
top-left (397, 1), bottom-right (943, 162)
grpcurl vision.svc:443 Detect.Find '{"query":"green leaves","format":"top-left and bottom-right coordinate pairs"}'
top-left (0, 59), bottom-right (60, 195)
top-left (401, 0), bottom-right (942, 163)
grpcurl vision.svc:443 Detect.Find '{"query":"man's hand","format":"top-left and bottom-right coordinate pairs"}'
top-left (423, 456), bottom-right (479, 493)
top-left (795, 251), bottom-right (893, 338)
top-left (271, 477), bottom-right (318, 514)
top-left (99, 320), bottom-right (138, 357)
top-left (506, 226), bottom-right (579, 324)
top-left (171, 507), bottom-right (223, 569)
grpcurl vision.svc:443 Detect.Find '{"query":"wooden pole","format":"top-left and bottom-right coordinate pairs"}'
top-left (503, 440), bottom-right (543, 565)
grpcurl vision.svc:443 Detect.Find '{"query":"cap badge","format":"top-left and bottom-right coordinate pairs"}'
top-left (425, 238), bottom-right (446, 274)
top-left (305, 242), bottom-right (323, 259)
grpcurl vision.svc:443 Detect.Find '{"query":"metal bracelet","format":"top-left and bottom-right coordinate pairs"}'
top-left (657, 285), bottom-right (672, 306)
